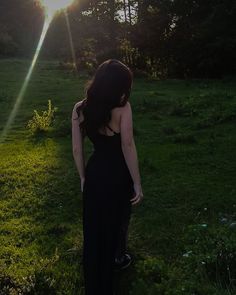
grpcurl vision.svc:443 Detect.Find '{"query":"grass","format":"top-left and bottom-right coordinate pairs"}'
top-left (0, 59), bottom-right (236, 294)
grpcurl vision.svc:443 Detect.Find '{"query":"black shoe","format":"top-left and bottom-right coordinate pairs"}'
top-left (114, 253), bottom-right (132, 271)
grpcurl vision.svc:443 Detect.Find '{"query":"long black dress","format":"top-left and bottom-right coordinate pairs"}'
top-left (82, 124), bottom-right (134, 295)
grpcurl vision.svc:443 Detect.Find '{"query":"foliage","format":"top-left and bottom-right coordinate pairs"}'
top-left (0, 0), bottom-right (235, 78)
top-left (26, 100), bottom-right (57, 135)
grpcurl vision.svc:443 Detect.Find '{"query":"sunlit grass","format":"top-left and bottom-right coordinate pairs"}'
top-left (0, 137), bottom-right (84, 291)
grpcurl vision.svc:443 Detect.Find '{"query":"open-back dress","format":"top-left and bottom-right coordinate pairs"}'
top-left (82, 123), bottom-right (134, 295)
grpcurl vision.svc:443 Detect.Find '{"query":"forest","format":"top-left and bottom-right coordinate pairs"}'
top-left (0, 0), bottom-right (235, 78)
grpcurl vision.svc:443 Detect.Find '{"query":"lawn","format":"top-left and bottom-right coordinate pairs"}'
top-left (0, 59), bottom-right (236, 295)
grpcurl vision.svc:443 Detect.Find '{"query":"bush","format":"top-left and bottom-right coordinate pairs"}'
top-left (26, 100), bottom-right (57, 135)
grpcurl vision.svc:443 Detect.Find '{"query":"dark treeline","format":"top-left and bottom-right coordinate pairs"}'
top-left (0, 0), bottom-right (235, 78)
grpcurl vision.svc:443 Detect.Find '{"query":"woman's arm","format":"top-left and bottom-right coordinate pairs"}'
top-left (120, 101), bottom-right (143, 205)
top-left (71, 101), bottom-right (85, 191)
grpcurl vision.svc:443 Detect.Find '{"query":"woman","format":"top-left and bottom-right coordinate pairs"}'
top-left (71, 59), bottom-right (143, 295)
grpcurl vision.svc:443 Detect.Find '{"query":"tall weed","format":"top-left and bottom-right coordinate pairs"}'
top-left (27, 100), bottom-right (57, 135)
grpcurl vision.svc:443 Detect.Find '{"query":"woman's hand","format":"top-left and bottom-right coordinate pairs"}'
top-left (130, 183), bottom-right (144, 206)
top-left (81, 177), bottom-right (85, 193)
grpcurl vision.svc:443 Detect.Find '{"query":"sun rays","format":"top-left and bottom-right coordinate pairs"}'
top-left (0, 0), bottom-right (76, 143)
top-left (40, 0), bottom-right (75, 18)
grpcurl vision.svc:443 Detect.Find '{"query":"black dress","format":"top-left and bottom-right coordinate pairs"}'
top-left (82, 124), bottom-right (134, 295)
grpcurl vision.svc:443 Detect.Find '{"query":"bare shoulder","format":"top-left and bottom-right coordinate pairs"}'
top-left (73, 99), bottom-right (84, 109)
top-left (112, 101), bottom-right (131, 115)
top-left (123, 101), bottom-right (131, 111)
top-left (117, 102), bottom-right (132, 120)
top-left (72, 99), bottom-right (85, 122)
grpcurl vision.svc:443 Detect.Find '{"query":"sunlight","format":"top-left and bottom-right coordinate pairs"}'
top-left (0, 18), bottom-right (51, 144)
top-left (40, 0), bottom-right (75, 18)
top-left (65, 11), bottom-right (78, 72)
top-left (0, 0), bottom-right (75, 143)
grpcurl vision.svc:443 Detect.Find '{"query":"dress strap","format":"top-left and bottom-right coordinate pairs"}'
top-left (106, 124), bottom-right (119, 134)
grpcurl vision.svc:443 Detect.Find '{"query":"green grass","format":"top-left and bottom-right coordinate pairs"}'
top-left (0, 59), bottom-right (236, 294)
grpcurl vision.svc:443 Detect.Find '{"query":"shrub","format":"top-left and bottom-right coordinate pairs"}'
top-left (27, 100), bottom-right (57, 135)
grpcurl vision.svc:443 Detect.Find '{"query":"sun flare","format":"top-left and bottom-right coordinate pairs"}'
top-left (40, 0), bottom-right (74, 18)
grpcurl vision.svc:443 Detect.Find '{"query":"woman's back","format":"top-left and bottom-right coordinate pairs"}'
top-left (80, 102), bottom-right (135, 295)
top-left (72, 59), bottom-right (143, 295)
top-left (76, 101), bottom-right (123, 136)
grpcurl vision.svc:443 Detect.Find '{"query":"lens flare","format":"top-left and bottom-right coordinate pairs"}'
top-left (41, 0), bottom-right (75, 18)
top-left (65, 11), bottom-right (78, 72)
top-left (0, 19), bottom-right (50, 143)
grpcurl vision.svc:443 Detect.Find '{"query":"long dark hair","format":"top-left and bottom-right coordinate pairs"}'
top-left (76, 59), bottom-right (133, 137)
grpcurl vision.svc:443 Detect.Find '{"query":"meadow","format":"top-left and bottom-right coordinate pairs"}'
top-left (0, 59), bottom-right (236, 295)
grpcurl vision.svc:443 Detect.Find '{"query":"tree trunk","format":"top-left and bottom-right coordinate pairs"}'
top-left (108, 0), bottom-right (116, 39)
top-left (127, 0), bottom-right (132, 25)
top-left (123, 0), bottom-right (127, 23)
